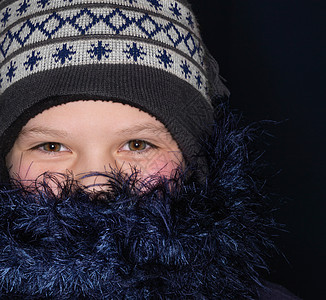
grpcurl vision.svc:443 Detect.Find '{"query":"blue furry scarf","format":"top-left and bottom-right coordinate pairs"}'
top-left (0, 107), bottom-right (277, 299)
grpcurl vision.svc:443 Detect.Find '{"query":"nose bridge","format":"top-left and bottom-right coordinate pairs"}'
top-left (73, 150), bottom-right (116, 189)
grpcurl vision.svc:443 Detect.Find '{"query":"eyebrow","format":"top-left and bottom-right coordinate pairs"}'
top-left (18, 123), bottom-right (169, 138)
top-left (19, 127), bottom-right (69, 138)
top-left (116, 123), bottom-right (169, 136)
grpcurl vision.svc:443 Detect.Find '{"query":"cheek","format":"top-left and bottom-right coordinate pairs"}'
top-left (8, 157), bottom-right (43, 181)
top-left (7, 152), bottom-right (63, 182)
top-left (135, 151), bottom-right (183, 178)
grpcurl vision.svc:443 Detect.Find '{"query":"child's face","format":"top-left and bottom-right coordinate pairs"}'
top-left (6, 101), bottom-right (183, 190)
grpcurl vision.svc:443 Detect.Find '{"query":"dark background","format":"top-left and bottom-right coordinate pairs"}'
top-left (192, 1), bottom-right (325, 299)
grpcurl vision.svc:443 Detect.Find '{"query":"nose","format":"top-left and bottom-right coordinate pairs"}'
top-left (72, 151), bottom-right (116, 191)
top-left (77, 171), bottom-right (110, 192)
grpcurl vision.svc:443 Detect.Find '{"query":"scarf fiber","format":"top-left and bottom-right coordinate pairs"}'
top-left (0, 107), bottom-right (277, 299)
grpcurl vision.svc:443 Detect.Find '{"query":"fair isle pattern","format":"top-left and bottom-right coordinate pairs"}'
top-left (0, 39), bottom-right (207, 97)
top-left (0, 0), bottom-right (208, 98)
top-left (0, 0), bottom-right (200, 37)
top-left (0, 7), bottom-right (204, 67)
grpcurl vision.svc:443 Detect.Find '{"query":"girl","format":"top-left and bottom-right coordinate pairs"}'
top-left (0, 0), bottom-right (299, 298)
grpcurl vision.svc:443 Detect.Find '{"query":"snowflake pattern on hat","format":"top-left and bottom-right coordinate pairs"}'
top-left (0, 0), bottom-right (208, 99)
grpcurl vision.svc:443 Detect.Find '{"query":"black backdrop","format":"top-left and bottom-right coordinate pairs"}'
top-left (191, 1), bottom-right (325, 299)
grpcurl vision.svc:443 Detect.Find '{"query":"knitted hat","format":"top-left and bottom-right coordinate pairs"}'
top-left (0, 0), bottom-right (228, 174)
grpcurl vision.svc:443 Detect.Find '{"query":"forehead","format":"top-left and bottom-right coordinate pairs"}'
top-left (20, 100), bottom-right (171, 138)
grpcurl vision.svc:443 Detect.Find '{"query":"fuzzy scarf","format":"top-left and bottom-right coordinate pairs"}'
top-left (0, 107), bottom-right (278, 299)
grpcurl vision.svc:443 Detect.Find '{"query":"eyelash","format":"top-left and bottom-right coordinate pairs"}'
top-left (32, 140), bottom-right (157, 155)
top-left (119, 140), bottom-right (157, 154)
top-left (33, 142), bottom-right (70, 155)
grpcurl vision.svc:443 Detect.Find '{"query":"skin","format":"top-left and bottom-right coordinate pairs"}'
top-left (6, 101), bottom-right (183, 191)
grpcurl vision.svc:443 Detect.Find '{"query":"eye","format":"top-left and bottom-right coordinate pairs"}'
top-left (120, 140), bottom-right (155, 152)
top-left (38, 142), bottom-right (68, 153)
top-left (128, 140), bottom-right (148, 151)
